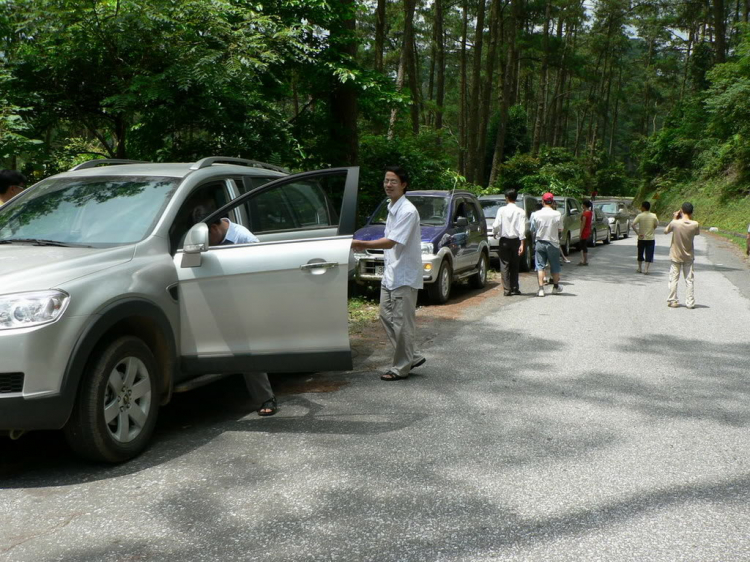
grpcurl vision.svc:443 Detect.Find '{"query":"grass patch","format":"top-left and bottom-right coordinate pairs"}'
top-left (348, 295), bottom-right (379, 333)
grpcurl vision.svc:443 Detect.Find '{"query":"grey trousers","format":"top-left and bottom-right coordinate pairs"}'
top-left (379, 285), bottom-right (420, 378)
top-left (242, 372), bottom-right (274, 405)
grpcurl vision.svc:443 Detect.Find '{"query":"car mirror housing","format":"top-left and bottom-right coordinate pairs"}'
top-left (455, 216), bottom-right (469, 227)
top-left (181, 223), bottom-right (209, 268)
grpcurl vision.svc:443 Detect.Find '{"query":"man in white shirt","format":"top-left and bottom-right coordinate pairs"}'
top-left (492, 188), bottom-right (526, 296)
top-left (351, 166), bottom-right (425, 381)
top-left (530, 192), bottom-right (563, 296)
top-left (746, 222), bottom-right (749, 256)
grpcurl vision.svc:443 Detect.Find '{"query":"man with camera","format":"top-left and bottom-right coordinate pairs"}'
top-left (664, 202), bottom-right (700, 309)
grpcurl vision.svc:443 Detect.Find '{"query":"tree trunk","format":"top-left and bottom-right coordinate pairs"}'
top-left (435, 0), bottom-right (446, 132)
top-left (466, 0), bottom-right (487, 183)
top-left (608, 65), bottom-right (623, 156)
top-left (387, 0), bottom-right (418, 139)
top-left (374, 0), bottom-right (387, 73)
top-left (330, 1), bottom-right (359, 165)
top-left (475, 0), bottom-right (502, 184)
top-left (458, 0), bottom-right (469, 174)
top-left (713, 0), bottom-right (726, 63)
top-left (404, 0), bottom-right (420, 135)
top-left (532, 0), bottom-right (552, 155)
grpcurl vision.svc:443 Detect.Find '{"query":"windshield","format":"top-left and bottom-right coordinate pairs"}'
top-left (596, 203), bottom-right (618, 213)
top-left (370, 195), bottom-right (450, 226)
top-left (0, 176), bottom-right (179, 247)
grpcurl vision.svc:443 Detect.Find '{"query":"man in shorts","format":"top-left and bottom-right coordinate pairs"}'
top-left (631, 201), bottom-right (659, 273)
top-left (530, 192), bottom-right (563, 296)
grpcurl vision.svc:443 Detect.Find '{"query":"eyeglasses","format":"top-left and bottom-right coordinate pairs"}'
top-left (383, 179), bottom-right (401, 186)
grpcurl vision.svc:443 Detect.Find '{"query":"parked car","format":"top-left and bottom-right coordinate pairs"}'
top-left (0, 157), bottom-right (360, 462)
top-left (478, 193), bottom-right (537, 272)
top-left (353, 190), bottom-right (490, 304)
top-left (587, 206), bottom-right (612, 246)
top-left (552, 196), bottom-right (583, 255)
top-left (595, 200), bottom-right (631, 240)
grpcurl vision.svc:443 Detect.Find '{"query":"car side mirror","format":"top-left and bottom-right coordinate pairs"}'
top-left (181, 223), bottom-right (209, 268)
top-left (455, 216), bottom-right (468, 227)
top-left (569, 209), bottom-right (579, 216)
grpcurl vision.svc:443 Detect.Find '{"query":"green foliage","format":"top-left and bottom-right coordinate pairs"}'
top-left (493, 147), bottom-right (587, 197)
top-left (357, 131), bottom-right (459, 219)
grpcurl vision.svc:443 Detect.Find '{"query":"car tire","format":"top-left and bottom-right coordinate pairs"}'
top-left (427, 260), bottom-right (452, 304)
top-left (604, 228), bottom-right (611, 244)
top-left (469, 252), bottom-right (488, 289)
top-left (562, 233), bottom-right (571, 256)
top-left (64, 336), bottom-right (160, 463)
top-left (614, 225), bottom-right (620, 240)
top-left (622, 222), bottom-right (629, 238)
top-left (588, 229), bottom-right (596, 247)
top-left (519, 243), bottom-right (532, 272)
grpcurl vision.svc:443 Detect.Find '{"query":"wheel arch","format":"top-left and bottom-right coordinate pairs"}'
top-left (61, 299), bottom-right (177, 423)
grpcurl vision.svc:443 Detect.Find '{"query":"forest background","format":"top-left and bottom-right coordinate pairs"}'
top-left (1, 0), bottom-right (749, 231)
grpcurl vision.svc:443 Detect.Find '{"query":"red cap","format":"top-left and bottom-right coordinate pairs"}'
top-left (542, 192), bottom-right (555, 203)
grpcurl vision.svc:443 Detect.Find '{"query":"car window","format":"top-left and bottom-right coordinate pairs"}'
top-left (597, 203), bottom-right (618, 213)
top-left (170, 181), bottom-right (234, 251)
top-left (0, 176), bottom-right (179, 248)
top-left (479, 199), bottom-right (504, 219)
top-left (465, 202), bottom-right (481, 224)
top-left (453, 199), bottom-right (468, 221)
top-left (369, 195), bottom-right (449, 227)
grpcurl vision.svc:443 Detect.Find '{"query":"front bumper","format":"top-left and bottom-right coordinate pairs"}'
top-left (354, 254), bottom-right (441, 284)
top-left (0, 315), bottom-right (90, 430)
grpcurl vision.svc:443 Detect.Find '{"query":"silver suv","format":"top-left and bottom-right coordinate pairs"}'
top-left (0, 157), bottom-right (359, 462)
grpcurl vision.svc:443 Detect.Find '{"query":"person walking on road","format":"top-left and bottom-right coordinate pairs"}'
top-left (665, 202), bottom-right (700, 309)
top-left (746, 222), bottom-right (749, 256)
top-left (631, 201), bottom-right (659, 274)
top-left (530, 192), bottom-right (563, 297)
top-left (351, 166), bottom-right (425, 381)
top-left (492, 188), bottom-right (526, 296)
top-left (0, 170), bottom-right (26, 207)
top-left (577, 200), bottom-right (593, 266)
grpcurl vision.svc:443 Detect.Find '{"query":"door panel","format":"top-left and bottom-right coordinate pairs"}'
top-left (175, 167), bottom-right (358, 374)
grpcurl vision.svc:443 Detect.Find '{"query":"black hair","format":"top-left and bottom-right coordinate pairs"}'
top-left (505, 188), bottom-right (518, 202)
top-left (582, 199), bottom-right (592, 209)
top-left (0, 170), bottom-right (27, 195)
top-left (191, 204), bottom-right (221, 226)
top-left (641, 201), bottom-right (651, 211)
top-left (681, 202), bottom-right (694, 215)
top-left (384, 166), bottom-right (409, 187)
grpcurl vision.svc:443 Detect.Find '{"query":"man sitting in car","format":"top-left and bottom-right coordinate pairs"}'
top-left (190, 204), bottom-right (276, 416)
top-left (191, 204), bottom-right (259, 246)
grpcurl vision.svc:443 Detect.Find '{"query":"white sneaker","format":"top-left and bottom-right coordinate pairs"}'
top-left (552, 286), bottom-right (563, 294)
top-left (537, 288), bottom-right (545, 297)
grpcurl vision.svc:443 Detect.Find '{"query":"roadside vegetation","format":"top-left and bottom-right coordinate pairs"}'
top-left (1, 0), bottom-right (749, 222)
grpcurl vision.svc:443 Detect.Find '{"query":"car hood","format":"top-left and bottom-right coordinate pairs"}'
top-left (354, 224), bottom-right (447, 243)
top-left (0, 245), bottom-right (135, 294)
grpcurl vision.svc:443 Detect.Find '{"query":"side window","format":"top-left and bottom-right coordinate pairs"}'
top-left (453, 199), bottom-right (467, 221)
top-left (245, 177), bottom-right (344, 235)
top-left (465, 202), bottom-right (480, 225)
top-left (170, 181), bottom-right (232, 251)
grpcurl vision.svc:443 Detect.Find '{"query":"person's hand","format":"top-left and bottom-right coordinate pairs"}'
top-left (638, 234), bottom-right (644, 240)
top-left (351, 240), bottom-right (366, 252)
top-left (673, 210), bottom-right (682, 220)
top-left (518, 245), bottom-right (524, 256)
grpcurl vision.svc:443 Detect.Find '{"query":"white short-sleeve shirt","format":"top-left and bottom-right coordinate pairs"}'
top-left (383, 195), bottom-right (423, 290)
top-left (530, 207), bottom-right (562, 248)
top-left (221, 219), bottom-right (259, 245)
top-left (492, 202), bottom-right (526, 240)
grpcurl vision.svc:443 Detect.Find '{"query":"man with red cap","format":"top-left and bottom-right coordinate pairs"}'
top-left (530, 192), bottom-right (564, 296)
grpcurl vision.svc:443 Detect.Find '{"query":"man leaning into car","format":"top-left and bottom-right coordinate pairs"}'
top-left (191, 205), bottom-right (277, 415)
top-left (351, 166), bottom-right (425, 381)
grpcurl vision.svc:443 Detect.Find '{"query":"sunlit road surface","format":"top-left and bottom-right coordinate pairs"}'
top-left (2, 231), bottom-right (750, 562)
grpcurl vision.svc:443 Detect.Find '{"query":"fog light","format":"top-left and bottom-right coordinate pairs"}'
top-left (424, 263), bottom-right (432, 271)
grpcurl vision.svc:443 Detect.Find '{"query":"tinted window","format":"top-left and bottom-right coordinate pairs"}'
top-left (465, 202), bottom-right (481, 224)
top-left (597, 203), bottom-right (618, 213)
top-left (479, 199), bottom-right (504, 218)
top-left (370, 195), bottom-right (449, 227)
top-left (0, 176), bottom-right (178, 247)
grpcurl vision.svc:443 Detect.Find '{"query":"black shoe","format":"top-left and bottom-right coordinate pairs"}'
top-left (511, 289), bottom-right (522, 295)
top-left (411, 356), bottom-right (426, 369)
top-left (503, 292), bottom-right (511, 296)
top-left (258, 397), bottom-right (278, 416)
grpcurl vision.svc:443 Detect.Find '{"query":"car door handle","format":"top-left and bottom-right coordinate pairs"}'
top-left (300, 261), bottom-right (339, 271)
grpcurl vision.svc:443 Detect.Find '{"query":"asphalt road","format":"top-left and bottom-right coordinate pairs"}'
top-left (2, 231), bottom-right (750, 562)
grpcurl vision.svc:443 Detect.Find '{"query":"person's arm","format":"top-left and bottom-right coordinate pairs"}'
top-left (351, 237), bottom-right (397, 251)
top-left (492, 210), bottom-right (502, 239)
top-left (516, 210), bottom-right (526, 255)
top-left (746, 224), bottom-right (750, 255)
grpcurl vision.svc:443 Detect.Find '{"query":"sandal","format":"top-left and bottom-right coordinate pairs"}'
top-left (258, 397), bottom-right (278, 416)
top-left (381, 372), bottom-right (408, 381)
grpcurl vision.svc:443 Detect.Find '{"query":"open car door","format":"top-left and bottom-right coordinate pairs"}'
top-left (175, 167), bottom-right (358, 375)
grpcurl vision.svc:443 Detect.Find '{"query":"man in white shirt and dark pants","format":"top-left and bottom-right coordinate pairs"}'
top-left (351, 166), bottom-right (425, 381)
top-left (492, 188), bottom-right (526, 296)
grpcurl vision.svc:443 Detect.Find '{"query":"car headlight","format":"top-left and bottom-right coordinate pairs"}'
top-left (0, 290), bottom-right (70, 330)
top-left (421, 242), bottom-right (434, 255)
top-left (608, 217), bottom-right (615, 223)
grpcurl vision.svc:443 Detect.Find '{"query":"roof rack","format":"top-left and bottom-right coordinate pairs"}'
top-left (190, 157), bottom-right (288, 174)
top-left (69, 159), bottom-right (148, 171)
